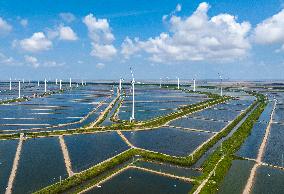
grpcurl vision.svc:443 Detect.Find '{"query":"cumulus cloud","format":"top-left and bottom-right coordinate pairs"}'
top-left (96, 62), bottom-right (105, 69)
top-left (47, 25), bottom-right (78, 41)
top-left (24, 55), bottom-right (39, 68)
top-left (59, 13), bottom-right (76, 23)
top-left (0, 52), bottom-right (15, 65)
top-left (20, 19), bottom-right (28, 27)
top-left (121, 2), bottom-right (251, 63)
top-left (83, 14), bottom-right (117, 59)
top-left (0, 17), bottom-right (12, 34)
top-left (253, 9), bottom-right (284, 45)
top-left (58, 26), bottom-right (78, 40)
top-left (90, 43), bottom-right (117, 59)
top-left (19, 32), bottom-right (52, 52)
top-left (24, 55), bottom-right (64, 68)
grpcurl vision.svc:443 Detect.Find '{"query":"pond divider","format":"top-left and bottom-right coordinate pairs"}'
top-left (117, 130), bottom-right (135, 148)
top-left (5, 133), bottom-right (24, 194)
top-left (58, 135), bottom-right (74, 177)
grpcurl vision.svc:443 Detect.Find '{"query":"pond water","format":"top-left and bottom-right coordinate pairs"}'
top-left (170, 117), bottom-right (228, 132)
top-left (84, 168), bottom-right (193, 194)
top-left (218, 160), bottom-right (255, 194)
top-left (252, 165), bottom-right (284, 194)
top-left (0, 139), bottom-right (18, 193)
top-left (13, 137), bottom-right (67, 194)
top-left (133, 160), bottom-right (201, 178)
top-left (123, 127), bottom-right (213, 156)
top-left (64, 132), bottom-right (130, 172)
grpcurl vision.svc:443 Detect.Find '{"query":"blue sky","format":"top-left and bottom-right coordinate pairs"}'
top-left (0, 0), bottom-right (283, 80)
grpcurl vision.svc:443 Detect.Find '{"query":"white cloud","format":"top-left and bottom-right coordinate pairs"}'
top-left (121, 2), bottom-right (251, 63)
top-left (0, 53), bottom-right (15, 65)
top-left (59, 13), bottom-right (76, 23)
top-left (83, 14), bottom-right (117, 60)
top-left (20, 19), bottom-right (28, 27)
top-left (83, 14), bottom-right (115, 43)
top-left (24, 55), bottom-right (64, 68)
top-left (47, 25), bottom-right (78, 41)
top-left (96, 62), bottom-right (105, 69)
top-left (19, 32), bottom-right (52, 52)
top-left (90, 43), bottom-right (117, 59)
top-left (254, 9), bottom-right (284, 45)
top-left (58, 26), bottom-right (78, 41)
top-left (24, 55), bottom-right (39, 68)
top-left (0, 17), bottom-right (12, 34)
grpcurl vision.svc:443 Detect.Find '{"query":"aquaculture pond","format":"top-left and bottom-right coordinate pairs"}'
top-left (133, 160), bottom-right (201, 178)
top-left (252, 166), bottom-right (284, 194)
top-left (263, 123), bottom-right (284, 167)
top-left (123, 127), bottom-right (213, 156)
top-left (13, 137), bottom-right (67, 194)
top-left (64, 132), bottom-right (130, 172)
top-left (218, 160), bottom-right (255, 194)
top-left (84, 168), bottom-right (193, 194)
top-left (169, 117), bottom-right (228, 133)
top-left (0, 140), bottom-right (18, 193)
top-left (189, 106), bottom-right (241, 122)
top-left (0, 84), bottom-right (113, 132)
top-left (118, 86), bottom-right (209, 121)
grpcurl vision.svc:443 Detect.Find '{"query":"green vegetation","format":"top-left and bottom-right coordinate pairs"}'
top-left (190, 93), bottom-right (267, 194)
top-left (35, 91), bottom-right (262, 194)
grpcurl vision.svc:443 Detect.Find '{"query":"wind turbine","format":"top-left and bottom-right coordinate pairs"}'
top-left (159, 78), bottom-right (162, 88)
top-left (56, 78), bottom-right (58, 85)
top-left (9, 78), bottom-right (11, 90)
top-left (44, 78), bottom-right (47, 93)
top-left (18, 80), bottom-right (21, 98)
top-left (193, 78), bottom-right (196, 92)
top-left (130, 67), bottom-right (135, 122)
top-left (218, 73), bottom-right (223, 96)
top-left (69, 78), bottom-right (72, 88)
top-left (177, 77), bottom-right (180, 89)
top-left (59, 79), bottom-right (62, 90)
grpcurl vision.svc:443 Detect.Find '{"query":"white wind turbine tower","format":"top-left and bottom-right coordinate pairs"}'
top-left (130, 67), bottom-right (135, 122)
top-left (159, 78), bottom-right (162, 88)
top-left (56, 78), bottom-right (58, 85)
top-left (177, 77), bottom-right (180, 89)
top-left (18, 80), bottom-right (21, 98)
top-left (59, 79), bottom-right (62, 90)
top-left (193, 78), bottom-right (196, 92)
top-left (218, 73), bottom-right (223, 96)
top-left (44, 78), bottom-right (47, 93)
top-left (119, 78), bottom-right (122, 92)
top-left (69, 78), bottom-right (72, 88)
top-left (9, 78), bottom-right (12, 90)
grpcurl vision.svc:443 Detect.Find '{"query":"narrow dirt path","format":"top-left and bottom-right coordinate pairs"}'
top-left (59, 135), bottom-right (74, 177)
top-left (117, 130), bottom-right (135, 148)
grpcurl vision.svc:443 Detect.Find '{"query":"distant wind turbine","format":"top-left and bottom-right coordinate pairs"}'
top-left (130, 67), bottom-right (135, 122)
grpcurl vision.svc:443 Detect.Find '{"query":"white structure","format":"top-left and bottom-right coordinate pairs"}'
top-left (76, 83), bottom-right (78, 87)
top-left (18, 81), bottom-right (21, 98)
top-left (177, 77), bottom-right (180, 89)
top-left (22, 79), bottom-right (24, 83)
top-left (38, 80), bottom-right (40, 86)
top-left (56, 78), bottom-right (58, 85)
top-left (81, 80), bottom-right (84, 86)
top-left (193, 79), bottom-right (196, 92)
top-left (44, 78), bottom-right (47, 93)
top-left (60, 79), bottom-right (62, 90)
top-left (119, 78), bottom-right (122, 91)
top-left (69, 78), bottom-right (72, 87)
top-left (130, 68), bottom-right (135, 122)
top-left (9, 78), bottom-right (11, 90)
top-left (219, 74), bottom-right (223, 96)
top-left (160, 78), bottom-right (162, 88)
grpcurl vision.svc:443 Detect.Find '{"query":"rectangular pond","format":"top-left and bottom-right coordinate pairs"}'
top-left (84, 168), bottom-right (193, 194)
top-left (13, 137), bottom-right (67, 194)
top-left (64, 132), bottom-right (130, 172)
top-left (123, 127), bottom-right (213, 156)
